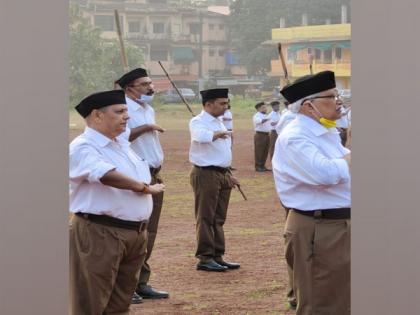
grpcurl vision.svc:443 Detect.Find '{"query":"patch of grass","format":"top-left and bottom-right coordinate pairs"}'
top-left (225, 227), bottom-right (270, 236)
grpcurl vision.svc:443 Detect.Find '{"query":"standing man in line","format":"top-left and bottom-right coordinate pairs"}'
top-left (268, 100), bottom-right (281, 160)
top-left (116, 68), bottom-right (169, 302)
top-left (253, 102), bottom-right (272, 172)
top-left (189, 88), bottom-right (241, 272)
top-left (69, 90), bottom-right (165, 315)
top-left (272, 71), bottom-right (351, 315)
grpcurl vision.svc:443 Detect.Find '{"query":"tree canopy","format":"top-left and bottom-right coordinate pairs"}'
top-left (229, 0), bottom-right (351, 75)
top-left (69, 4), bottom-right (144, 107)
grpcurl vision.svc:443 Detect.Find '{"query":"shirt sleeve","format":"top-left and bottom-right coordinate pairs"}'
top-left (284, 136), bottom-right (350, 186)
top-left (70, 143), bottom-right (116, 183)
top-left (189, 119), bottom-right (214, 143)
top-left (253, 113), bottom-right (263, 125)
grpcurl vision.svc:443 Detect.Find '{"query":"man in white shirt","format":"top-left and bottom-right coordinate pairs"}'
top-left (275, 101), bottom-right (296, 136)
top-left (115, 68), bottom-right (169, 302)
top-left (272, 71), bottom-right (351, 315)
top-left (69, 90), bottom-right (165, 315)
top-left (268, 100), bottom-right (281, 160)
top-left (253, 102), bottom-right (271, 172)
top-left (189, 88), bottom-right (241, 272)
top-left (219, 103), bottom-right (233, 131)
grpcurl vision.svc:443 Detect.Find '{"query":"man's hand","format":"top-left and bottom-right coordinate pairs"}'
top-left (145, 183), bottom-right (165, 195)
top-left (213, 131), bottom-right (232, 141)
top-left (228, 176), bottom-right (240, 188)
top-left (261, 118), bottom-right (269, 124)
top-left (270, 121), bottom-right (277, 126)
top-left (148, 124), bottom-right (165, 133)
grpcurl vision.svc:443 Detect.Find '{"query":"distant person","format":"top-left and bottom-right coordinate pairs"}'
top-left (253, 102), bottom-right (271, 172)
top-left (268, 101), bottom-right (281, 160)
top-left (275, 101), bottom-right (296, 136)
top-left (219, 102), bottom-right (236, 170)
top-left (69, 90), bottom-right (165, 315)
top-left (273, 71), bottom-right (351, 315)
top-left (189, 88), bottom-right (241, 272)
top-left (336, 105), bottom-right (351, 146)
top-left (115, 68), bottom-right (169, 303)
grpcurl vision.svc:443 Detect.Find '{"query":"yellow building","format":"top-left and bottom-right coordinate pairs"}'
top-left (269, 23), bottom-right (351, 89)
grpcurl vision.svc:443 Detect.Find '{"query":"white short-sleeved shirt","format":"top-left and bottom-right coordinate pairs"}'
top-left (124, 97), bottom-right (164, 168)
top-left (268, 111), bottom-right (281, 131)
top-left (70, 127), bottom-right (153, 221)
top-left (272, 114), bottom-right (351, 210)
top-left (253, 112), bottom-right (271, 133)
top-left (219, 109), bottom-right (233, 130)
top-left (275, 109), bottom-right (296, 135)
top-left (189, 110), bottom-right (232, 168)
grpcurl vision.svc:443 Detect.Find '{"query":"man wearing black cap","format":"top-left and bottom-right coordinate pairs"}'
top-left (189, 88), bottom-right (241, 272)
top-left (69, 90), bottom-right (165, 315)
top-left (272, 71), bottom-right (351, 315)
top-left (116, 68), bottom-right (169, 302)
top-left (253, 101), bottom-right (272, 172)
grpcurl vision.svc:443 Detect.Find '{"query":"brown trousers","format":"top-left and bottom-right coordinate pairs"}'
top-left (284, 210), bottom-right (350, 315)
top-left (70, 215), bottom-right (147, 315)
top-left (137, 171), bottom-right (164, 287)
top-left (269, 129), bottom-right (278, 160)
top-left (254, 131), bottom-right (270, 169)
top-left (190, 166), bottom-right (232, 260)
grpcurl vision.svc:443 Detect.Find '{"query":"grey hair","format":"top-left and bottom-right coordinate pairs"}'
top-left (288, 91), bottom-right (324, 113)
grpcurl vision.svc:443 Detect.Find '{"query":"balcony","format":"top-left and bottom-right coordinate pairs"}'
top-left (271, 59), bottom-right (351, 77)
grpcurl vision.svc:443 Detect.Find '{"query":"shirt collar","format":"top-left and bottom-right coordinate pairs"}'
top-left (125, 95), bottom-right (150, 112)
top-left (84, 127), bottom-right (130, 148)
top-left (201, 110), bottom-right (219, 123)
top-left (296, 113), bottom-right (330, 137)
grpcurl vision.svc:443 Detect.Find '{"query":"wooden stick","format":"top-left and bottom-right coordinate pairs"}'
top-left (309, 53), bottom-right (314, 75)
top-left (278, 43), bottom-right (290, 85)
top-left (236, 184), bottom-right (247, 201)
top-left (114, 10), bottom-right (129, 73)
top-left (158, 61), bottom-right (195, 117)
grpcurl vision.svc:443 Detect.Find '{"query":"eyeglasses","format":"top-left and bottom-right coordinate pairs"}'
top-left (301, 94), bottom-right (342, 105)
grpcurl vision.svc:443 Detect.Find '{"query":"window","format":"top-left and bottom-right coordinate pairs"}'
top-left (153, 22), bottom-right (165, 34)
top-left (209, 49), bottom-right (215, 57)
top-left (219, 24), bottom-right (224, 30)
top-left (209, 24), bottom-right (214, 30)
top-left (335, 47), bottom-right (342, 59)
top-left (287, 49), bottom-right (296, 61)
top-left (218, 50), bottom-right (224, 57)
top-left (307, 48), bottom-right (313, 55)
top-left (150, 49), bottom-right (168, 61)
top-left (94, 15), bottom-right (114, 31)
top-left (315, 49), bottom-right (321, 59)
top-left (148, 0), bottom-right (167, 3)
top-left (323, 49), bottom-right (332, 63)
top-left (190, 23), bottom-right (200, 35)
top-left (128, 21), bottom-right (140, 33)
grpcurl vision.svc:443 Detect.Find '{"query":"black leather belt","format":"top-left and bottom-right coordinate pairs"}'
top-left (75, 212), bottom-right (148, 231)
top-left (149, 166), bottom-right (161, 176)
top-left (194, 165), bottom-right (230, 174)
top-left (256, 131), bottom-right (269, 134)
top-left (292, 208), bottom-right (350, 220)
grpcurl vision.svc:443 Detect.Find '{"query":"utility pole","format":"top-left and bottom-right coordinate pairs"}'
top-left (198, 10), bottom-right (203, 79)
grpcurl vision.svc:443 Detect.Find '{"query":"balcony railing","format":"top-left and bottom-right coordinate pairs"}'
top-left (271, 60), bottom-right (351, 77)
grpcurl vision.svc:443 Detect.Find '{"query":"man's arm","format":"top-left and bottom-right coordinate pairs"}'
top-left (100, 170), bottom-right (165, 194)
top-left (128, 124), bottom-right (165, 142)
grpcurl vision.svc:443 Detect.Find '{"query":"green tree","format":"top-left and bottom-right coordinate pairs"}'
top-left (69, 4), bottom-right (144, 107)
top-left (229, 0), bottom-right (350, 76)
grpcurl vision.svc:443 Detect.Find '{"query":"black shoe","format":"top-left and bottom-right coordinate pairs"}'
top-left (263, 167), bottom-right (272, 172)
top-left (255, 167), bottom-right (265, 172)
top-left (196, 260), bottom-right (228, 272)
top-left (136, 285), bottom-right (169, 299)
top-left (215, 259), bottom-right (240, 269)
top-left (131, 292), bottom-right (143, 304)
top-left (288, 298), bottom-right (297, 309)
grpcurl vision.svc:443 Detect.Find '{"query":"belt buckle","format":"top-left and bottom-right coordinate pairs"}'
top-left (314, 210), bottom-right (323, 219)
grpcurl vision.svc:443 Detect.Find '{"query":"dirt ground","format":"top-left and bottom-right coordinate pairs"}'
top-left (69, 127), bottom-right (295, 315)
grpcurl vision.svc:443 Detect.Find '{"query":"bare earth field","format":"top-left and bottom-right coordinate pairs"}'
top-left (69, 112), bottom-right (295, 315)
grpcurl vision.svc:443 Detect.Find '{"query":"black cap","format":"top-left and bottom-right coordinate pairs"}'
top-left (280, 71), bottom-right (336, 103)
top-left (116, 68), bottom-right (148, 88)
top-left (75, 90), bottom-right (126, 118)
top-left (200, 88), bottom-right (229, 103)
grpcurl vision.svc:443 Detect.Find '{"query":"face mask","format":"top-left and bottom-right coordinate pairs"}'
top-left (311, 103), bottom-right (337, 128)
top-left (137, 94), bottom-right (154, 104)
